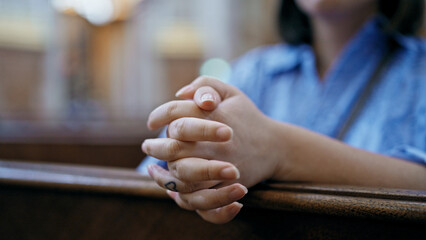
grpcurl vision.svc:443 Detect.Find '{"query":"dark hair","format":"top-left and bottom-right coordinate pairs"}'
top-left (278, 0), bottom-right (425, 45)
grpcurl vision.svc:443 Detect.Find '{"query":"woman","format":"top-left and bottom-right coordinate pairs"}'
top-left (141, 0), bottom-right (426, 224)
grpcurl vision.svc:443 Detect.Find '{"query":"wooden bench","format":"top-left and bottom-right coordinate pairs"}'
top-left (0, 159), bottom-right (425, 239)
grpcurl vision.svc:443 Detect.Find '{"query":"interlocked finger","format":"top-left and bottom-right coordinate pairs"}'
top-left (148, 100), bottom-right (208, 130)
top-left (196, 202), bottom-right (243, 224)
top-left (167, 117), bottom-right (233, 142)
top-left (142, 138), bottom-right (210, 161)
top-left (167, 183), bottom-right (248, 210)
top-left (167, 158), bottom-right (240, 182)
top-left (147, 164), bottom-right (218, 193)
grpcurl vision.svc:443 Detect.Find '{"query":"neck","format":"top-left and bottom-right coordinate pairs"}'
top-left (311, 9), bottom-right (376, 79)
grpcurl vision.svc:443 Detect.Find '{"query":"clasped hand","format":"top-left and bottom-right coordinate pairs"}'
top-left (143, 76), bottom-right (281, 224)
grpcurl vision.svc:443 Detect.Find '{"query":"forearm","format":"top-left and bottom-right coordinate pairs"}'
top-left (269, 120), bottom-right (426, 190)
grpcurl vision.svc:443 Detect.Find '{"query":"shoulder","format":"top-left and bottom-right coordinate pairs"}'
top-left (393, 34), bottom-right (426, 70)
top-left (386, 37), bottom-right (426, 121)
top-left (401, 38), bottom-right (426, 89)
top-left (232, 44), bottom-right (301, 74)
top-left (228, 43), bottom-right (303, 94)
top-left (411, 39), bottom-right (426, 76)
top-left (389, 35), bottom-right (426, 84)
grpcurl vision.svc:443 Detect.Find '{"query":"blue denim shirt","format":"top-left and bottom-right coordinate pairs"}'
top-left (138, 17), bottom-right (426, 174)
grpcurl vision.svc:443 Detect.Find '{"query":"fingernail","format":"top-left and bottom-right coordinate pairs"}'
top-left (147, 164), bottom-right (154, 177)
top-left (142, 141), bottom-right (148, 153)
top-left (242, 186), bottom-right (248, 194)
top-left (175, 85), bottom-right (193, 97)
top-left (216, 127), bottom-right (232, 141)
top-left (166, 190), bottom-right (177, 200)
top-left (230, 203), bottom-right (243, 215)
top-left (201, 93), bottom-right (214, 103)
top-left (220, 166), bottom-right (240, 179)
top-left (229, 185), bottom-right (248, 201)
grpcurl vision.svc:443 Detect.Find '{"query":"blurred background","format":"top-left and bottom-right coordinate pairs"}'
top-left (0, 0), bottom-right (280, 168)
top-left (1, 0), bottom-right (425, 169)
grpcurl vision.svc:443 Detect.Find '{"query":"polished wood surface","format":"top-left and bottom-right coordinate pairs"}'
top-left (0, 142), bottom-right (145, 168)
top-left (1, 160), bottom-right (425, 240)
top-left (0, 121), bottom-right (158, 167)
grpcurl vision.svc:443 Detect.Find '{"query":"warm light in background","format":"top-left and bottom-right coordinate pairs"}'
top-left (51, 0), bottom-right (143, 25)
top-left (156, 21), bottom-right (203, 59)
top-left (0, 0), bottom-right (280, 123)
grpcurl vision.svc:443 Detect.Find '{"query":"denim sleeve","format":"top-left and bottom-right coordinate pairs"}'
top-left (387, 81), bottom-right (426, 166)
top-left (387, 145), bottom-right (426, 166)
top-left (386, 53), bottom-right (426, 167)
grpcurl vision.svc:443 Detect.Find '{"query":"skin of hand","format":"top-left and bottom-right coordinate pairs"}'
top-left (174, 78), bottom-right (426, 189)
top-left (143, 76), bottom-right (284, 224)
top-left (144, 76), bottom-right (281, 190)
top-left (144, 76), bottom-right (426, 223)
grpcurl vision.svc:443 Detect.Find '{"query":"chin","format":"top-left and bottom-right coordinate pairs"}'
top-left (295, 0), bottom-right (376, 19)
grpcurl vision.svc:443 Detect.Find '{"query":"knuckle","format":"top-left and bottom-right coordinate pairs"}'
top-left (177, 161), bottom-right (198, 182)
top-left (151, 174), bottom-right (162, 185)
top-left (206, 163), bottom-right (215, 180)
top-left (184, 182), bottom-right (198, 193)
top-left (168, 162), bottom-right (178, 177)
top-left (195, 76), bottom-right (209, 85)
top-left (187, 196), bottom-right (202, 209)
top-left (174, 161), bottom-right (185, 180)
top-left (181, 175), bottom-right (201, 192)
top-left (178, 179), bottom-right (200, 193)
top-left (197, 163), bottom-right (212, 181)
top-left (170, 119), bottom-right (186, 139)
top-left (165, 141), bottom-right (182, 159)
top-left (200, 123), bottom-right (209, 139)
top-left (165, 101), bottom-right (179, 119)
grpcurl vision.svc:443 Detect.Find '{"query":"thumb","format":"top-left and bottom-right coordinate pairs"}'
top-left (176, 85), bottom-right (221, 111)
top-left (193, 86), bottom-right (221, 111)
top-left (175, 76), bottom-right (239, 110)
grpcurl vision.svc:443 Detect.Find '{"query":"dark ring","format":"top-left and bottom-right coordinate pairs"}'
top-left (165, 181), bottom-right (178, 192)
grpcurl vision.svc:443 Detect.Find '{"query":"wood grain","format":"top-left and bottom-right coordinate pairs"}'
top-left (0, 120), bottom-right (159, 167)
top-left (0, 160), bottom-right (425, 240)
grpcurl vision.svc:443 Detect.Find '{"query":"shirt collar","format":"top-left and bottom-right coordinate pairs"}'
top-left (262, 44), bottom-right (306, 76)
top-left (391, 32), bottom-right (426, 52)
top-left (375, 14), bottom-right (426, 52)
top-left (263, 15), bottom-right (425, 77)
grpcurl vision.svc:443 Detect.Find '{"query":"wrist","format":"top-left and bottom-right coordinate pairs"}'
top-left (263, 118), bottom-right (295, 181)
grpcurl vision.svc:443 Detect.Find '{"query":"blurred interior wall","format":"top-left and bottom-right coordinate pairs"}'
top-left (0, 0), bottom-right (50, 118)
top-left (24, 0), bottom-right (426, 124)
